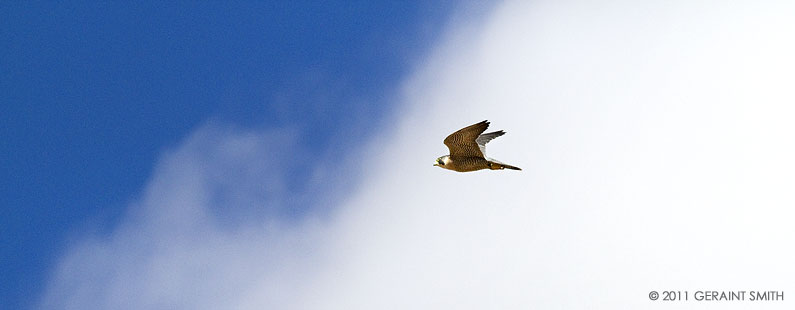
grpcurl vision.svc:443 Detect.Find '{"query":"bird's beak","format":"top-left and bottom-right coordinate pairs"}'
top-left (433, 162), bottom-right (439, 166)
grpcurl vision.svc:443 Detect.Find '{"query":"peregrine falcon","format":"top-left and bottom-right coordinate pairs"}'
top-left (434, 120), bottom-right (521, 172)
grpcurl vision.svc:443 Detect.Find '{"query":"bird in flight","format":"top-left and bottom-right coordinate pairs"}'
top-left (434, 120), bottom-right (521, 172)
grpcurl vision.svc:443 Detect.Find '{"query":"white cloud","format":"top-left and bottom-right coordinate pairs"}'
top-left (39, 125), bottom-right (330, 309)
top-left (40, 1), bottom-right (795, 309)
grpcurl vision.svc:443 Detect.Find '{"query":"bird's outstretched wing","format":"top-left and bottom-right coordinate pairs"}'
top-left (444, 120), bottom-right (490, 158)
top-left (475, 130), bottom-right (505, 157)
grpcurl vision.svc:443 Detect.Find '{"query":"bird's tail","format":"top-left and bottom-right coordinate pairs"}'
top-left (489, 161), bottom-right (522, 171)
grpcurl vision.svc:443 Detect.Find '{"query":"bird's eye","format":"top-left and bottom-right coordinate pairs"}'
top-left (438, 159), bottom-right (444, 165)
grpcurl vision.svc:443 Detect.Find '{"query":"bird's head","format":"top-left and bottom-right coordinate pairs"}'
top-left (433, 155), bottom-right (451, 168)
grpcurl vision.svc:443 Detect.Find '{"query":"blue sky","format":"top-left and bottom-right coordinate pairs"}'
top-left (5, 1), bottom-right (795, 309)
top-left (1, 2), bottom-right (456, 309)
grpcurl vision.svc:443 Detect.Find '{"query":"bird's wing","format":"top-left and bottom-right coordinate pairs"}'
top-left (444, 120), bottom-right (490, 158)
top-left (475, 130), bottom-right (505, 157)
